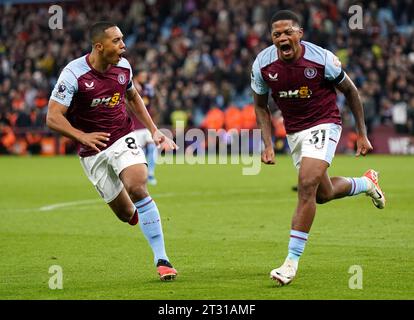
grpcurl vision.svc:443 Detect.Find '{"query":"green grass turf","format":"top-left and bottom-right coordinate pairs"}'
top-left (0, 155), bottom-right (413, 300)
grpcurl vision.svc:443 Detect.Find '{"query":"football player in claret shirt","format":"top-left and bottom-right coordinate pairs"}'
top-left (251, 10), bottom-right (386, 286)
top-left (47, 22), bottom-right (177, 281)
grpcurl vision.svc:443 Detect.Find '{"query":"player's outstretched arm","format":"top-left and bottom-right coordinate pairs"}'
top-left (254, 92), bottom-right (275, 164)
top-left (126, 87), bottom-right (177, 150)
top-left (335, 74), bottom-right (373, 156)
top-left (46, 99), bottom-right (110, 153)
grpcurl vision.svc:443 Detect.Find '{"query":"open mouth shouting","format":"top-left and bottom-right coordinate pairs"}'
top-left (117, 50), bottom-right (125, 61)
top-left (279, 43), bottom-right (294, 58)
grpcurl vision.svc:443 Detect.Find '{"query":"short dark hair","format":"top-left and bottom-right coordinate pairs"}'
top-left (270, 10), bottom-right (301, 28)
top-left (90, 21), bottom-right (117, 44)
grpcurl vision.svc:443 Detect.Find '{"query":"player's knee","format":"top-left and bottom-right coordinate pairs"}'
top-left (298, 177), bottom-right (319, 200)
top-left (127, 184), bottom-right (149, 203)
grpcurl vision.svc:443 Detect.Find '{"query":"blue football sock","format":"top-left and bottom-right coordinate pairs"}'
top-left (135, 196), bottom-right (168, 265)
top-left (146, 143), bottom-right (157, 178)
top-left (287, 230), bottom-right (309, 261)
top-left (346, 177), bottom-right (369, 196)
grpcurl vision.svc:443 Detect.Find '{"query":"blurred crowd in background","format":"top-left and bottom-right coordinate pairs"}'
top-left (0, 0), bottom-right (414, 154)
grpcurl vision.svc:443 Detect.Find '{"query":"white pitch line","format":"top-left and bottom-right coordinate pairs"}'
top-left (37, 191), bottom-right (209, 211)
top-left (2, 188), bottom-right (284, 214)
top-left (39, 199), bottom-right (102, 211)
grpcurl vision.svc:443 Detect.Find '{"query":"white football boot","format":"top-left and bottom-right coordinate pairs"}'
top-left (363, 169), bottom-right (386, 209)
top-left (270, 258), bottom-right (298, 286)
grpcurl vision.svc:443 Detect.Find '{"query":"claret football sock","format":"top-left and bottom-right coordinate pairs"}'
top-left (128, 209), bottom-right (139, 226)
top-left (135, 196), bottom-right (169, 265)
top-left (346, 177), bottom-right (369, 196)
top-left (287, 230), bottom-right (308, 261)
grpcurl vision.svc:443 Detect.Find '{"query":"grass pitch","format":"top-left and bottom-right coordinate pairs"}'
top-left (0, 155), bottom-right (413, 300)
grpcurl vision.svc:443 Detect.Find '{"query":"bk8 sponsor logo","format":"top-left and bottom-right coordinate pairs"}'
top-left (278, 86), bottom-right (312, 99)
top-left (90, 92), bottom-right (121, 107)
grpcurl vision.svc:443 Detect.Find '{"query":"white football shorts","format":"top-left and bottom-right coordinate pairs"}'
top-left (80, 131), bottom-right (147, 203)
top-left (135, 128), bottom-right (154, 147)
top-left (287, 123), bottom-right (342, 170)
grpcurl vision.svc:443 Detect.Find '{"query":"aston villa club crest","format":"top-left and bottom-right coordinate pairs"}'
top-left (118, 73), bottom-right (126, 84)
top-left (304, 67), bottom-right (317, 79)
